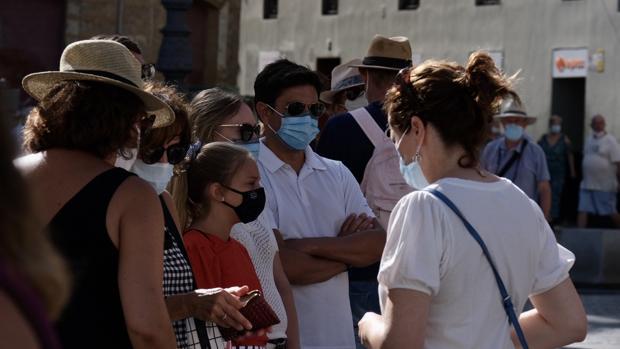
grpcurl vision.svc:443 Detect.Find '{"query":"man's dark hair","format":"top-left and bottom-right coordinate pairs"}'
top-left (253, 59), bottom-right (323, 106)
top-left (90, 34), bottom-right (142, 55)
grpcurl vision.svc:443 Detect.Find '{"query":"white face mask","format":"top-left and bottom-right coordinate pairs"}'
top-left (130, 159), bottom-right (174, 194)
top-left (115, 126), bottom-right (141, 170)
top-left (345, 91), bottom-right (368, 111)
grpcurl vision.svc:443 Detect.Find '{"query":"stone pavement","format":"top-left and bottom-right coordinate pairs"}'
top-left (564, 289), bottom-right (620, 349)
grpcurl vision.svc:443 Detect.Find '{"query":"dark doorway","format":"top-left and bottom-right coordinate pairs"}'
top-left (186, 1), bottom-right (219, 91)
top-left (316, 57), bottom-right (341, 80)
top-left (551, 78), bottom-right (585, 152)
top-left (551, 77), bottom-right (585, 225)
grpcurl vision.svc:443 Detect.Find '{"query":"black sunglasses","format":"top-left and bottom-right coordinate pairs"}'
top-left (345, 86), bottom-right (365, 101)
top-left (270, 102), bottom-right (326, 119)
top-left (142, 63), bottom-right (156, 80)
top-left (142, 142), bottom-right (190, 165)
top-left (219, 123), bottom-right (261, 142)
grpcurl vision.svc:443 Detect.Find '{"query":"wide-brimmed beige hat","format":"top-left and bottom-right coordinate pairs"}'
top-left (320, 59), bottom-right (365, 103)
top-left (350, 35), bottom-right (413, 71)
top-left (22, 39), bottom-right (174, 128)
top-left (495, 96), bottom-right (537, 125)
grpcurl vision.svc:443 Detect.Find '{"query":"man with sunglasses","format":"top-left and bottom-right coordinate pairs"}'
top-left (316, 35), bottom-right (413, 349)
top-left (254, 59), bottom-right (385, 349)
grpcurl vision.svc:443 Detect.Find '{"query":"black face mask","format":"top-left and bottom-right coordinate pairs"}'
top-left (220, 185), bottom-right (266, 224)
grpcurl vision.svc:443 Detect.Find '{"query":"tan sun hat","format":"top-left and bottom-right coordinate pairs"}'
top-left (495, 96), bottom-right (537, 125)
top-left (320, 59), bottom-right (365, 104)
top-left (350, 35), bottom-right (413, 71)
top-left (22, 39), bottom-right (174, 128)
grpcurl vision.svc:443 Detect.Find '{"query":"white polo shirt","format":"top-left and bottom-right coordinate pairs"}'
top-left (257, 140), bottom-right (373, 349)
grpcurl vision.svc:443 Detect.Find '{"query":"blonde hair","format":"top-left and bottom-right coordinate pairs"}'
top-left (170, 88), bottom-right (247, 228)
top-left (182, 142), bottom-right (250, 226)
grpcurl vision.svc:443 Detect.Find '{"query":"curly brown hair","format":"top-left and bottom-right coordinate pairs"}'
top-left (139, 81), bottom-right (191, 156)
top-left (23, 80), bottom-right (145, 158)
top-left (385, 51), bottom-right (518, 168)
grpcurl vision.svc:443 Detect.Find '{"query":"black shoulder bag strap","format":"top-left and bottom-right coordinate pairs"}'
top-left (425, 188), bottom-right (529, 349)
top-left (497, 140), bottom-right (528, 177)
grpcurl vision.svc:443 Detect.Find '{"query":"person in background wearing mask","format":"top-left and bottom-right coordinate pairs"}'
top-left (319, 59), bottom-right (367, 122)
top-left (254, 59), bottom-right (385, 349)
top-left (538, 115), bottom-right (576, 224)
top-left (130, 82), bottom-right (253, 349)
top-left (577, 114), bottom-right (620, 228)
top-left (183, 142), bottom-right (271, 348)
top-left (316, 35), bottom-right (413, 348)
top-left (481, 96), bottom-right (552, 220)
top-left (180, 87), bottom-right (300, 349)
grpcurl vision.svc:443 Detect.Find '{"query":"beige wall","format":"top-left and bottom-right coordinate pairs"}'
top-left (238, 0), bottom-right (620, 141)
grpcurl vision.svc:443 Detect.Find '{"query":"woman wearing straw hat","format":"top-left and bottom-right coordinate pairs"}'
top-left (16, 39), bottom-right (177, 348)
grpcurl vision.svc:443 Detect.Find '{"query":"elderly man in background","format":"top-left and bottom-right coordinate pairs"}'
top-left (481, 96), bottom-right (552, 220)
top-left (577, 114), bottom-right (620, 228)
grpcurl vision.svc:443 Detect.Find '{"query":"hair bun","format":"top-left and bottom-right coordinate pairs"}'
top-left (463, 51), bottom-right (517, 121)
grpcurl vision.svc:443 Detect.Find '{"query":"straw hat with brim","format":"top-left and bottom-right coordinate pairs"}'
top-left (320, 59), bottom-right (365, 103)
top-left (495, 96), bottom-right (537, 125)
top-left (350, 35), bottom-right (413, 71)
top-left (22, 39), bottom-right (174, 128)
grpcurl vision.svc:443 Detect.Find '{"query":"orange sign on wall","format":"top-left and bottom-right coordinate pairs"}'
top-left (552, 48), bottom-right (588, 78)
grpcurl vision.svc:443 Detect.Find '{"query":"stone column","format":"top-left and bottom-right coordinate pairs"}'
top-left (157, 0), bottom-right (193, 87)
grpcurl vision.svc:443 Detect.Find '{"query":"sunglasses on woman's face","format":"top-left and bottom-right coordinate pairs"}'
top-left (218, 123), bottom-right (261, 142)
top-left (269, 101), bottom-right (326, 119)
top-left (142, 63), bottom-right (156, 81)
top-left (142, 142), bottom-right (190, 165)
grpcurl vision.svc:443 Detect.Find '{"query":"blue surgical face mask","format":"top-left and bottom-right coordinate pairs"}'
top-left (215, 131), bottom-right (261, 159)
top-left (266, 105), bottom-right (319, 150)
top-left (399, 157), bottom-right (429, 189)
top-left (130, 159), bottom-right (174, 194)
top-left (550, 125), bottom-right (561, 134)
top-left (504, 123), bottom-right (524, 141)
top-left (396, 128), bottom-right (429, 189)
top-left (239, 140), bottom-right (260, 159)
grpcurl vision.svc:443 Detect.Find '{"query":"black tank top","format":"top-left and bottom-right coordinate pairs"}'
top-left (48, 168), bottom-right (135, 349)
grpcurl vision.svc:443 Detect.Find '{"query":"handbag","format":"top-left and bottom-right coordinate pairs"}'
top-left (426, 188), bottom-right (529, 349)
top-left (218, 290), bottom-right (281, 341)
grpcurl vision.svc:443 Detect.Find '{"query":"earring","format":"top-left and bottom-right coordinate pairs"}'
top-left (414, 151), bottom-right (422, 162)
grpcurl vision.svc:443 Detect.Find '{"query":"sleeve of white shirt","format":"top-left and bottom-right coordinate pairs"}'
top-left (529, 200), bottom-right (575, 295)
top-left (608, 136), bottom-right (620, 163)
top-left (338, 162), bottom-right (375, 218)
top-left (377, 192), bottom-right (449, 296)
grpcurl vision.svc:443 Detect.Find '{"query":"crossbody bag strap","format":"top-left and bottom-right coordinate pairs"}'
top-left (497, 140), bottom-right (528, 177)
top-left (425, 188), bottom-right (529, 349)
top-left (350, 107), bottom-right (388, 148)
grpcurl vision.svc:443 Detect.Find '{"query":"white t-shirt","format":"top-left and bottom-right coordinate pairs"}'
top-left (257, 141), bottom-right (374, 349)
top-left (231, 209), bottom-right (287, 339)
top-left (378, 178), bottom-right (574, 349)
top-left (581, 133), bottom-right (620, 192)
